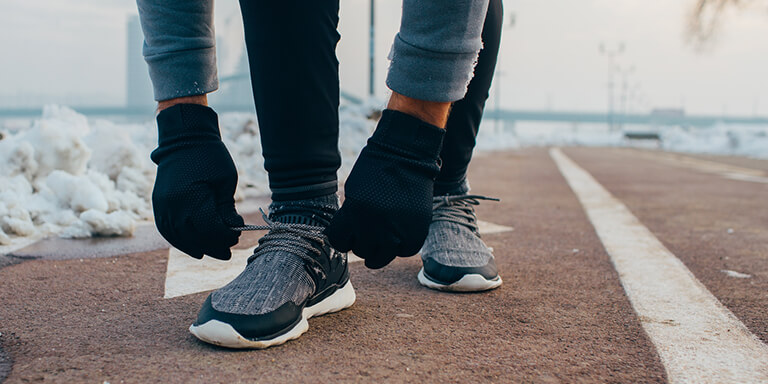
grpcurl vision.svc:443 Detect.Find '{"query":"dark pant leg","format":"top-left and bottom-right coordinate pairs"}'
top-left (433, 0), bottom-right (503, 196)
top-left (239, 0), bottom-right (341, 202)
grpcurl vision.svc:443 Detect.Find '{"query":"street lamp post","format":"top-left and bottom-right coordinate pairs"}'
top-left (369, 0), bottom-right (375, 97)
top-left (493, 12), bottom-right (515, 132)
top-left (618, 64), bottom-right (635, 130)
top-left (599, 42), bottom-right (624, 132)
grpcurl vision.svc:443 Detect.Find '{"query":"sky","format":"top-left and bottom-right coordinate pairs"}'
top-left (1, 0), bottom-right (767, 115)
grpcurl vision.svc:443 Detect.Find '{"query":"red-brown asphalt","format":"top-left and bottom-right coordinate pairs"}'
top-left (678, 151), bottom-right (768, 172)
top-left (1, 147), bottom-right (764, 383)
top-left (564, 147), bottom-right (768, 343)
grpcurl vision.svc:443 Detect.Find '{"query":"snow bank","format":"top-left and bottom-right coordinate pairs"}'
top-left (2, 102), bottom-right (765, 249)
top-left (0, 103), bottom-right (378, 248)
top-left (475, 121), bottom-right (626, 150)
top-left (0, 106), bottom-right (154, 245)
top-left (660, 124), bottom-right (768, 159)
top-left (476, 120), bottom-right (768, 159)
top-left (216, 100), bottom-right (378, 200)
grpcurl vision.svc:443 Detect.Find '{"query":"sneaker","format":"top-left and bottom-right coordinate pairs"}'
top-left (418, 194), bottom-right (503, 292)
top-left (189, 202), bottom-right (355, 349)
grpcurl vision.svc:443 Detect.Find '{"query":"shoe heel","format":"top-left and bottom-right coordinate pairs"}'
top-left (306, 281), bottom-right (356, 319)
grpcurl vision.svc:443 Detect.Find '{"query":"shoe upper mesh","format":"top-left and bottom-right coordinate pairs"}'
top-left (421, 194), bottom-right (499, 268)
top-left (211, 195), bottom-right (339, 316)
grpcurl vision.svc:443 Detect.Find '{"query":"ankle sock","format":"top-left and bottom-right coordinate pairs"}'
top-left (268, 193), bottom-right (339, 227)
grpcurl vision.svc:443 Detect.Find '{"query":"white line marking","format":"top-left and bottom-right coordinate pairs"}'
top-left (0, 234), bottom-right (46, 257)
top-left (164, 247), bottom-right (251, 299)
top-left (625, 149), bottom-right (768, 184)
top-left (550, 147), bottom-right (768, 383)
top-left (723, 173), bottom-right (768, 184)
top-left (163, 220), bottom-right (513, 299)
top-left (347, 252), bottom-right (363, 264)
top-left (477, 220), bottom-right (515, 235)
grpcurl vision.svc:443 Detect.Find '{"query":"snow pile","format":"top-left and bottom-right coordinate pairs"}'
top-left (476, 120), bottom-right (768, 159)
top-left (0, 103), bottom-right (378, 247)
top-left (0, 106), bottom-right (155, 245)
top-left (660, 124), bottom-right (768, 159)
top-left (216, 101), bottom-right (378, 199)
top-left (3, 102), bottom-right (765, 248)
top-left (476, 122), bottom-right (625, 150)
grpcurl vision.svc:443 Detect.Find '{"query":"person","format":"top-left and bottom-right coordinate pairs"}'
top-left (137, 0), bottom-right (504, 349)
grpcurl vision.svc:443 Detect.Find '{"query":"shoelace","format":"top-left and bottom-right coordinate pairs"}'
top-left (231, 209), bottom-right (328, 282)
top-left (432, 194), bottom-right (500, 233)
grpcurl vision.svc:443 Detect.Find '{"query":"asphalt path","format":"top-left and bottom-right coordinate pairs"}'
top-left (565, 147), bottom-right (768, 343)
top-left (1, 147), bottom-right (765, 383)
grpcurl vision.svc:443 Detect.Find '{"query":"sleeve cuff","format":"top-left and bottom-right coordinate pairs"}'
top-left (385, 34), bottom-right (479, 103)
top-left (145, 46), bottom-right (219, 102)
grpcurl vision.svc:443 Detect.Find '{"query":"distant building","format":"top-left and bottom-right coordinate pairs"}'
top-left (208, 49), bottom-right (255, 111)
top-left (650, 108), bottom-right (685, 118)
top-left (126, 15), bottom-right (154, 108)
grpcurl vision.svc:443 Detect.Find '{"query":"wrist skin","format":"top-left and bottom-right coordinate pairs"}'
top-left (157, 94), bottom-right (208, 112)
top-left (387, 92), bottom-right (450, 129)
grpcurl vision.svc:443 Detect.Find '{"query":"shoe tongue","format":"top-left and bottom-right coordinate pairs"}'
top-left (272, 213), bottom-right (329, 228)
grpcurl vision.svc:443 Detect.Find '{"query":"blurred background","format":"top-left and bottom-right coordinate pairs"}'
top-left (0, 0), bottom-right (767, 246)
top-left (2, 0), bottom-right (767, 117)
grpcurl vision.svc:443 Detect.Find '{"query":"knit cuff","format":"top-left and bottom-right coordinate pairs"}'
top-left (145, 47), bottom-right (219, 102)
top-left (386, 34), bottom-right (479, 103)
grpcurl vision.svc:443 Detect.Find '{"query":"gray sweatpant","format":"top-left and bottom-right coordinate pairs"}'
top-left (137, 0), bottom-right (490, 103)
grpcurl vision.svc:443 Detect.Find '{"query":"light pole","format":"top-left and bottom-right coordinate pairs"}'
top-left (599, 42), bottom-right (624, 132)
top-left (618, 64), bottom-right (634, 130)
top-left (369, 0), bottom-right (375, 97)
top-left (494, 70), bottom-right (505, 132)
top-left (493, 12), bottom-right (515, 131)
top-left (626, 82), bottom-right (643, 115)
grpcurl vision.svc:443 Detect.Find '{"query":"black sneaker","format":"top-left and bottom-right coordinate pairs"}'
top-left (189, 205), bottom-right (355, 349)
top-left (418, 194), bottom-right (503, 292)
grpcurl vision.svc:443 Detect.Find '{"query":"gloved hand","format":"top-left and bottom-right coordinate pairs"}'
top-left (150, 104), bottom-right (244, 260)
top-left (326, 109), bottom-right (445, 269)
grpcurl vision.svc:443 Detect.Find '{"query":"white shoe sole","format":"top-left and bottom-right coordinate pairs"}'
top-left (189, 281), bottom-right (356, 349)
top-left (418, 268), bottom-right (502, 292)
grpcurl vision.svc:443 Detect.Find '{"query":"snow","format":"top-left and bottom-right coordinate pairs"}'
top-left (0, 106), bottom-right (155, 249)
top-left (475, 120), bottom-right (768, 159)
top-left (0, 103), bottom-right (377, 250)
top-left (216, 99), bottom-right (378, 200)
top-left (1, 103), bottom-right (766, 250)
top-left (660, 124), bottom-right (768, 158)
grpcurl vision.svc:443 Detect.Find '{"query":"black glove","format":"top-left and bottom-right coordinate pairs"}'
top-left (150, 104), bottom-right (244, 260)
top-left (326, 109), bottom-right (445, 269)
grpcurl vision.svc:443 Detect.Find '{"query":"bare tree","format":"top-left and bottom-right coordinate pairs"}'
top-left (687, 0), bottom-right (767, 48)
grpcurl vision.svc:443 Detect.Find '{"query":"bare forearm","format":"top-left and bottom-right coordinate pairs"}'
top-left (157, 94), bottom-right (208, 112)
top-left (387, 92), bottom-right (451, 128)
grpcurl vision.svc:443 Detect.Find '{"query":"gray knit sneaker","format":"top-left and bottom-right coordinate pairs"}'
top-left (189, 195), bottom-right (355, 349)
top-left (418, 194), bottom-right (502, 292)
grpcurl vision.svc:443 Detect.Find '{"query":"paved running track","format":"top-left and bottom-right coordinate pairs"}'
top-left (1, 147), bottom-right (766, 383)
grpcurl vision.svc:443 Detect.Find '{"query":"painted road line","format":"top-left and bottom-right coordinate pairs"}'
top-left (0, 234), bottom-right (45, 257)
top-left (550, 147), bottom-right (768, 383)
top-left (722, 173), bottom-right (768, 184)
top-left (624, 149), bottom-right (768, 184)
top-left (164, 247), bottom-right (251, 299)
top-left (477, 220), bottom-right (515, 235)
top-left (164, 220), bottom-right (513, 299)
